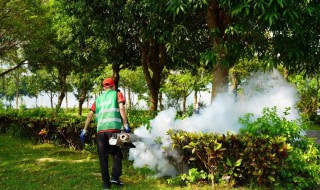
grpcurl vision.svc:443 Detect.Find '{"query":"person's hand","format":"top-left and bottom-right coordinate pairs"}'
top-left (123, 124), bottom-right (131, 133)
top-left (80, 129), bottom-right (87, 142)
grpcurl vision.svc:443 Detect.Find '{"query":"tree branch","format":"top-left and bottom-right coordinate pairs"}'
top-left (0, 59), bottom-right (27, 77)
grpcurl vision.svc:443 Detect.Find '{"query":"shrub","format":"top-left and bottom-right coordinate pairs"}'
top-left (167, 168), bottom-right (209, 187)
top-left (239, 106), bottom-right (320, 189)
top-left (0, 109), bottom-right (89, 149)
top-left (238, 107), bottom-right (305, 143)
top-left (168, 107), bottom-right (320, 189)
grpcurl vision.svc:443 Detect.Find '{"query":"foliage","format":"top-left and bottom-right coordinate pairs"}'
top-left (127, 110), bottom-right (157, 130)
top-left (119, 67), bottom-right (149, 107)
top-left (167, 0), bottom-right (320, 105)
top-left (0, 0), bottom-right (45, 59)
top-left (169, 107), bottom-right (320, 189)
top-left (239, 107), bottom-right (319, 188)
top-left (162, 70), bottom-right (195, 111)
top-left (279, 137), bottom-right (320, 189)
top-left (31, 69), bottom-right (60, 108)
top-left (239, 106), bottom-right (306, 143)
top-left (289, 73), bottom-right (320, 124)
top-left (219, 0), bottom-right (320, 75)
top-left (0, 108), bottom-right (158, 148)
top-left (167, 168), bottom-right (208, 187)
top-left (241, 133), bottom-right (291, 186)
top-left (0, 108), bottom-right (87, 149)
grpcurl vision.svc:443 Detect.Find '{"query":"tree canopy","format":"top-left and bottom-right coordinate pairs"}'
top-left (0, 0), bottom-right (319, 116)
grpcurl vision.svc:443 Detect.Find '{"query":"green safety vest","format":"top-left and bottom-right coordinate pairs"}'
top-left (95, 90), bottom-right (122, 132)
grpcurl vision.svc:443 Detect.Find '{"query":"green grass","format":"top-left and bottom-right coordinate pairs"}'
top-left (0, 135), bottom-right (254, 190)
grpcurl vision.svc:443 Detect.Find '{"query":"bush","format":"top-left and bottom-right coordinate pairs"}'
top-left (239, 107), bottom-right (320, 189)
top-left (0, 108), bottom-right (157, 150)
top-left (167, 168), bottom-right (208, 187)
top-left (0, 108), bottom-right (90, 149)
top-left (168, 107), bottom-right (320, 189)
top-left (238, 107), bottom-right (305, 143)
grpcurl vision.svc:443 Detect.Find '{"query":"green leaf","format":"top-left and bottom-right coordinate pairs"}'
top-left (226, 158), bottom-right (232, 167)
top-left (277, 0), bottom-right (284, 8)
top-left (235, 159), bottom-right (242, 167)
top-left (268, 176), bottom-right (275, 182)
top-left (214, 143), bottom-right (222, 150)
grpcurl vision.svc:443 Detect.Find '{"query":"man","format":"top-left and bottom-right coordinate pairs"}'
top-left (80, 77), bottom-right (131, 190)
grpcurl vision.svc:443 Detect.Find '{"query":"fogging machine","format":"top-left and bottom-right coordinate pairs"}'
top-left (109, 133), bottom-right (141, 148)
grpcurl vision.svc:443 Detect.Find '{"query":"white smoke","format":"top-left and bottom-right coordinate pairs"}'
top-left (129, 70), bottom-right (300, 177)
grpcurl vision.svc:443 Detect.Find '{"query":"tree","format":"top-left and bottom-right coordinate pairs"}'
top-left (71, 69), bottom-right (97, 116)
top-left (191, 67), bottom-right (211, 108)
top-left (0, 0), bottom-right (48, 77)
top-left (21, 0), bottom-right (76, 113)
top-left (229, 57), bottom-right (265, 97)
top-left (167, 0), bottom-right (233, 100)
top-left (167, 0), bottom-right (320, 100)
top-left (30, 68), bottom-right (59, 109)
top-left (59, 0), bottom-right (209, 111)
top-left (119, 67), bottom-right (148, 110)
top-left (162, 70), bottom-right (194, 113)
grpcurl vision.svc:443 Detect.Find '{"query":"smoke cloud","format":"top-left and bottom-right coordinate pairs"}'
top-left (129, 70), bottom-right (300, 177)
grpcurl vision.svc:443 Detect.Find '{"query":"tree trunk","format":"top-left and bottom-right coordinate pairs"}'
top-left (182, 96), bottom-right (187, 113)
top-left (78, 88), bottom-right (87, 116)
top-left (128, 87), bottom-right (132, 110)
top-left (15, 70), bottom-right (19, 109)
top-left (230, 69), bottom-right (239, 98)
top-left (207, 0), bottom-right (230, 101)
top-left (283, 68), bottom-right (289, 81)
top-left (50, 92), bottom-right (54, 109)
top-left (35, 94), bottom-right (38, 107)
top-left (159, 92), bottom-right (164, 111)
top-left (211, 64), bottom-right (229, 99)
top-left (56, 91), bottom-right (65, 112)
top-left (78, 100), bottom-right (83, 116)
top-left (194, 90), bottom-right (198, 111)
top-left (140, 40), bottom-right (166, 111)
top-left (65, 92), bottom-right (68, 112)
top-left (78, 68), bottom-right (89, 116)
top-left (112, 64), bottom-right (121, 89)
top-left (55, 71), bottom-right (67, 113)
top-left (149, 83), bottom-right (160, 111)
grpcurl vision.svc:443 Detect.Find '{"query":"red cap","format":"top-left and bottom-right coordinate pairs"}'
top-left (102, 78), bottom-right (115, 87)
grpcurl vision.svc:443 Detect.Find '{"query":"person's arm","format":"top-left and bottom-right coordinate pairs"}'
top-left (83, 110), bottom-right (94, 131)
top-left (80, 110), bottom-right (94, 142)
top-left (119, 102), bottom-right (128, 125)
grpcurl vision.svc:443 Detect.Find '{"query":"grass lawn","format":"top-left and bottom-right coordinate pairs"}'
top-left (1, 135), bottom-right (250, 190)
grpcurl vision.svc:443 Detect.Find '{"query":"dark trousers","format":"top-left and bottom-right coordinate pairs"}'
top-left (97, 132), bottom-right (123, 183)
